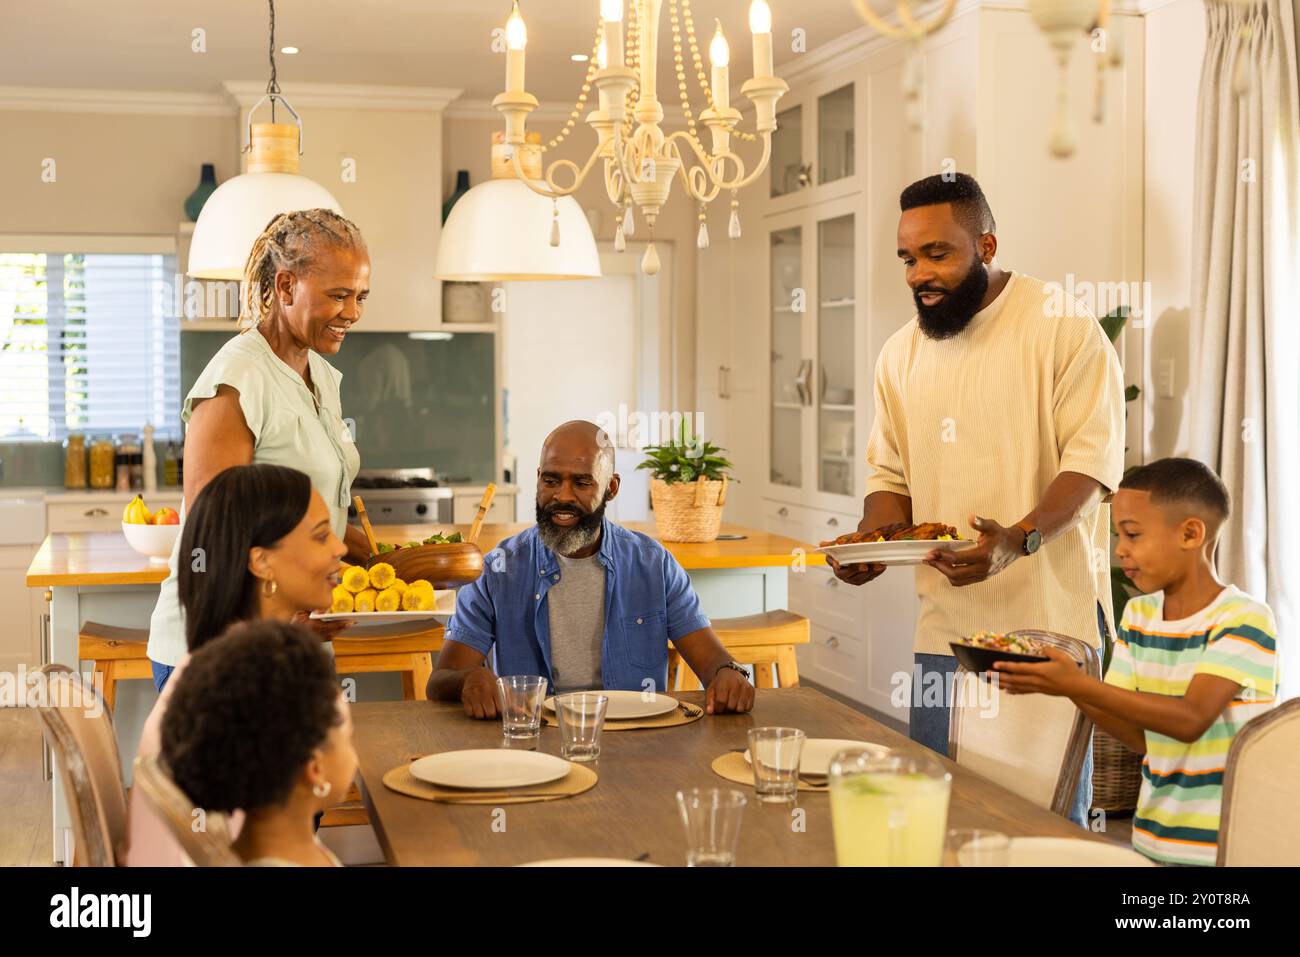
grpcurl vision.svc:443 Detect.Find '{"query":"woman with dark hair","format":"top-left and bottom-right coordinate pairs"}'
top-left (162, 620), bottom-right (357, 867)
top-left (126, 462), bottom-right (347, 866)
top-left (146, 208), bottom-right (373, 692)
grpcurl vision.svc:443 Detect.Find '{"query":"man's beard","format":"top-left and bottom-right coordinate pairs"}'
top-left (913, 255), bottom-right (990, 340)
top-left (536, 494), bottom-right (608, 556)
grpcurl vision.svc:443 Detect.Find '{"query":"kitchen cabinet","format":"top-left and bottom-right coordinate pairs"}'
top-left (451, 490), bottom-right (517, 526)
top-left (0, 496), bottom-right (48, 673)
top-left (47, 491), bottom-right (184, 534)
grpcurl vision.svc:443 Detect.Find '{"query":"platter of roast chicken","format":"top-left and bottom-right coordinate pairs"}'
top-left (815, 520), bottom-right (976, 566)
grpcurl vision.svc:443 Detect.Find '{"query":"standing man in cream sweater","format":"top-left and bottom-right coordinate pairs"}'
top-left (830, 173), bottom-right (1126, 825)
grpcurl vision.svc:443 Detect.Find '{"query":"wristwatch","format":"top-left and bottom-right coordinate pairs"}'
top-left (717, 661), bottom-right (749, 679)
top-left (1015, 520), bottom-right (1042, 556)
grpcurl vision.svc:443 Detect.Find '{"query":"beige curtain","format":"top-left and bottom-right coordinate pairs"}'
top-left (1189, 0), bottom-right (1300, 697)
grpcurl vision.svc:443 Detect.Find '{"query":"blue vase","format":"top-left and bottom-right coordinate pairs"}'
top-left (184, 164), bottom-right (218, 222)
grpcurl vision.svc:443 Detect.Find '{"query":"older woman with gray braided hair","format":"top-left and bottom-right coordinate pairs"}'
top-left (145, 208), bottom-right (374, 692)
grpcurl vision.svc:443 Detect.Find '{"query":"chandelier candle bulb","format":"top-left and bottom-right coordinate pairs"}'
top-left (749, 0), bottom-right (773, 79)
top-left (506, 2), bottom-right (528, 93)
top-left (710, 21), bottom-right (730, 111)
top-left (602, 0), bottom-right (625, 68)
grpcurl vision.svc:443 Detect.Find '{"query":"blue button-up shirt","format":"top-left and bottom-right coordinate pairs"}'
top-left (445, 519), bottom-right (711, 693)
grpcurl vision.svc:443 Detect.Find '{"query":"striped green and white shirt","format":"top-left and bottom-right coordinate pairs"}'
top-left (1105, 586), bottom-right (1278, 866)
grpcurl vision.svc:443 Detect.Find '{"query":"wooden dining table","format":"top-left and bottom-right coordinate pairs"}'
top-left (352, 686), bottom-right (1105, 866)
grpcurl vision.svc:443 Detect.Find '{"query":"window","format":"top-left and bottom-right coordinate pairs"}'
top-left (0, 245), bottom-right (179, 442)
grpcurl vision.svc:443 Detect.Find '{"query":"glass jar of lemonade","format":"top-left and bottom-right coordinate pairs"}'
top-left (828, 748), bottom-right (952, 867)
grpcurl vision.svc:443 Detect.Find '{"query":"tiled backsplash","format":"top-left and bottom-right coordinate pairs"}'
top-left (0, 330), bottom-right (497, 488)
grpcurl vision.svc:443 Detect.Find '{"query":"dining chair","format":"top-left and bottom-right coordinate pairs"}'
top-left (132, 754), bottom-right (242, 867)
top-left (34, 663), bottom-right (129, 866)
top-left (668, 610), bottom-right (810, 690)
top-left (947, 630), bottom-right (1099, 818)
top-left (1217, 698), bottom-right (1300, 866)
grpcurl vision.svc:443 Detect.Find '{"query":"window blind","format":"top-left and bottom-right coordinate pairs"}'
top-left (0, 250), bottom-right (180, 442)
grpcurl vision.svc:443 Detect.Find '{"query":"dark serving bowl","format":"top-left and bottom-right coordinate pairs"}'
top-left (365, 542), bottom-right (484, 589)
top-left (949, 640), bottom-right (1048, 673)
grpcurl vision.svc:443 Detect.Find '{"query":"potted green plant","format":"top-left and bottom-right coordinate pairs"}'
top-left (637, 421), bottom-right (735, 543)
top-left (1092, 305), bottom-right (1146, 814)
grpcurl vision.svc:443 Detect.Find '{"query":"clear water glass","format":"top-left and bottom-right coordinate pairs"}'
top-left (945, 828), bottom-right (1010, 867)
top-left (747, 727), bottom-right (806, 803)
top-left (554, 692), bottom-right (609, 762)
top-left (496, 675), bottom-right (548, 740)
top-left (676, 788), bottom-right (747, 867)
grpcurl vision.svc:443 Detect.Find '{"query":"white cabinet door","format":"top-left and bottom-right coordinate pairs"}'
top-left (452, 494), bottom-right (515, 526)
top-left (0, 544), bottom-right (43, 673)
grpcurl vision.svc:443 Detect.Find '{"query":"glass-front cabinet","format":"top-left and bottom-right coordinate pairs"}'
top-left (766, 78), bottom-right (860, 213)
top-left (764, 195), bottom-right (864, 509)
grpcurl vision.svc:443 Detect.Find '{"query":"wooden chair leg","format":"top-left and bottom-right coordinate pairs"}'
top-left (96, 662), bottom-right (116, 714)
top-left (753, 659), bottom-right (777, 689)
top-left (679, 662), bottom-right (703, 691)
top-left (400, 667), bottom-right (416, 701)
top-left (774, 646), bottom-right (800, 688)
top-left (411, 653), bottom-right (432, 702)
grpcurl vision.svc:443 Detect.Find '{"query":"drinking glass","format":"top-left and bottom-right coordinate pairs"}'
top-left (746, 727), bottom-right (806, 803)
top-left (828, 748), bottom-right (952, 866)
top-left (676, 788), bottom-right (747, 867)
top-left (554, 693), bottom-right (609, 762)
top-left (944, 828), bottom-right (1010, 867)
top-left (496, 675), bottom-right (548, 741)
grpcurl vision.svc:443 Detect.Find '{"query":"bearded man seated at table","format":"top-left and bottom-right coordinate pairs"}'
top-left (428, 420), bottom-right (754, 718)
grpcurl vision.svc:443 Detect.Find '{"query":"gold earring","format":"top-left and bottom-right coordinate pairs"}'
top-left (263, 578), bottom-right (278, 597)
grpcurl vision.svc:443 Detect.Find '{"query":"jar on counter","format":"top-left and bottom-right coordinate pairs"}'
top-left (116, 434), bottom-right (141, 493)
top-left (89, 435), bottom-right (116, 489)
top-left (64, 434), bottom-right (87, 489)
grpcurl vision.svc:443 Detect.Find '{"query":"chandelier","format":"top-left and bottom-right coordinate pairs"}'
top-left (850, 0), bottom-right (1123, 157)
top-left (491, 0), bottom-right (788, 275)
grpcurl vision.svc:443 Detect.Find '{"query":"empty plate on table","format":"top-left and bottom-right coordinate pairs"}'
top-left (817, 539), bottom-right (975, 566)
top-left (517, 858), bottom-right (662, 867)
top-left (544, 689), bottom-right (678, 720)
top-left (1008, 838), bottom-right (1155, 867)
top-left (409, 750), bottom-right (571, 790)
top-left (744, 738), bottom-right (889, 777)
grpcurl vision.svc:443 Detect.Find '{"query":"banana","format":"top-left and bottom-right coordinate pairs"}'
top-left (122, 495), bottom-right (150, 524)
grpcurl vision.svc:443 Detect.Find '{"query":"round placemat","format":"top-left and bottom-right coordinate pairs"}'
top-left (542, 704), bottom-right (704, 731)
top-left (383, 759), bottom-right (597, 804)
top-left (710, 751), bottom-right (829, 792)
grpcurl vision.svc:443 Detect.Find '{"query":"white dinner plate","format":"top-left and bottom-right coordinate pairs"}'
top-left (516, 858), bottom-right (662, 867)
top-left (744, 738), bottom-right (889, 777)
top-left (543, 689), bottom-right (678, 720)
top-left (1008, 837), bottom-right (1155, 867)
top-left (817, 539), bottom-right (976, 566)
top-left (409, 750), bottom-right (571, 790)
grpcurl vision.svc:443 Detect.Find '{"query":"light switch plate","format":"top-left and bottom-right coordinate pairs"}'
top-left (1157, 358), bottom-right (1176, 399)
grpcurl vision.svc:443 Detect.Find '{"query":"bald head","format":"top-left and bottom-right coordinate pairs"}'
top-left (540, 420), bottom-right (616, 492)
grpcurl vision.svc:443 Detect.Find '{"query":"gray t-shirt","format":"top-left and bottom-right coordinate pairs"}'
top-left (546, 553), bottom-right (607, 692)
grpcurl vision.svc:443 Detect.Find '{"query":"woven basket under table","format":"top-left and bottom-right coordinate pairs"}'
top-left (1091, 725), bottom-right (1144, 813)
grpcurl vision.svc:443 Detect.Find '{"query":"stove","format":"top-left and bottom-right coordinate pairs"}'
top-left (348, 469), bottom-right (454, 524)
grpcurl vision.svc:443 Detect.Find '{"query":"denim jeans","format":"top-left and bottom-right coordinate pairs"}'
top-left (908, 603), bottom-right (1107, 829)
top-left (151, 660), bottom-right (175, 694)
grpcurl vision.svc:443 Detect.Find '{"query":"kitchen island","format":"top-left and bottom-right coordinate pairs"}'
top-left (26, 520), bottom-right (821, 863)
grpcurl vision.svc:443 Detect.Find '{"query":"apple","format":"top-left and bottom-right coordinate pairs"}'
top-left (152, 507), bottom-right (180, 526)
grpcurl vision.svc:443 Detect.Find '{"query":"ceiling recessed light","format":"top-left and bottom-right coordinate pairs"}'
top-left (571, 53), bottom-right (589, 62)
top-left (281, 46), bottom-right (299, 55)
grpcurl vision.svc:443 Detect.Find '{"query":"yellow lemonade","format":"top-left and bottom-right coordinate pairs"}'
top-left (829, 771), bottom-right (952, 867)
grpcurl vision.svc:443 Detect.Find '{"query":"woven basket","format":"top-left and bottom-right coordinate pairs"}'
top-left (650, 475), bottom-right (728, 543)
top-left (1091, 725), bottom-right (1144, 813)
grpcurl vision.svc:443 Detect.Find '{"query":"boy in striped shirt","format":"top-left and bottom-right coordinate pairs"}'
top-left (995, 458), bottom-right (1278, 865)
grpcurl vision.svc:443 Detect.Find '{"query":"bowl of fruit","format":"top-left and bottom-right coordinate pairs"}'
top-left (364, 532), bottom-right (484, 589)
top-left (121, 495), bottom-right (181, 564)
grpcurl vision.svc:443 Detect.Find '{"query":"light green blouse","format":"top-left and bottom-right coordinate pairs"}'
top-left (146, 330), bottom-right (361, 667)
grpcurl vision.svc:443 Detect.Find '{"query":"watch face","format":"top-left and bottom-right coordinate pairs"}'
top-left (1025, 529), bottom-right (1042, 554)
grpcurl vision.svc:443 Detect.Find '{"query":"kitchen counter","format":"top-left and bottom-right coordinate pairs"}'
top-left (27, 522), bottom-right (823, 586)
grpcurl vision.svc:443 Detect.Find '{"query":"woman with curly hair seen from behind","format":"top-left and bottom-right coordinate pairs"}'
top-left (162, 619), bottom-right (357, 867)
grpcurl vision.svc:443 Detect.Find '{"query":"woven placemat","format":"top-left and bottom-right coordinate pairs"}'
top-left (383, 760), bottom-right (597, 804)
top-left (542, 704), bottom-right (704, 732)
top-left (710, 751), bottom-right (829, 792)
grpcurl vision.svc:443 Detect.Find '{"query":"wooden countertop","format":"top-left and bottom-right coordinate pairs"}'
top-left (26, 521), bottom-right (824, 588)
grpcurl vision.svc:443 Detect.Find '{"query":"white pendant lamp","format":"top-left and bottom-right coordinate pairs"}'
top-left (188, 0), bottom-right (342, 279)
top-left (435, 132), bottom-right (600, 282)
